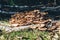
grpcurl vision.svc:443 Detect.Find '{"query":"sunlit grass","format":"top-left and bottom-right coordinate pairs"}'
top-left (0, 29), bottom-right (51, 40)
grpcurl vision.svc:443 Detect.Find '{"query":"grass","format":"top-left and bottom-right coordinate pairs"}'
top-left (0, 29), bottom-right (51, 40)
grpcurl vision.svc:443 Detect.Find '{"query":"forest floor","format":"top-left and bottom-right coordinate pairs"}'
top-left (0, 10), bottom-right (60, 40)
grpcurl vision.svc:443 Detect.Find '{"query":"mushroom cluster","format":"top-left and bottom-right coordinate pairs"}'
top-left (30, 20), bottom-right (60, 31)
top-left (9, 10), bottom-right (60, 31)
top-left (9, 10), bottom-right (48, 26)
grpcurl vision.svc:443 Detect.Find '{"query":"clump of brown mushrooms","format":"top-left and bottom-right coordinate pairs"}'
top-left (9, 10), bottom-right (60, 31)
top-left (9, 10), bottom-right (48, 26)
